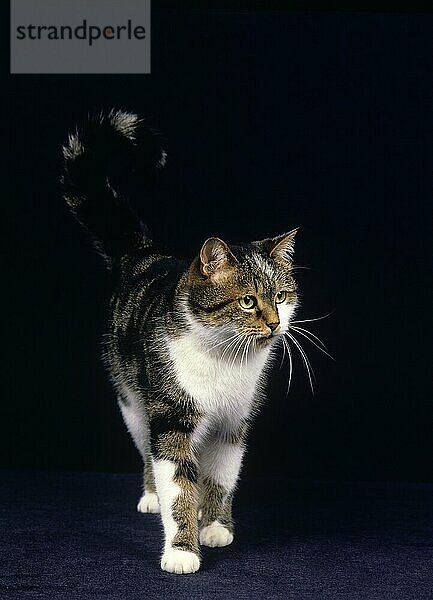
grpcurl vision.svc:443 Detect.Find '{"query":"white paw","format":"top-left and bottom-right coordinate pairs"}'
top-left (199, 522), bottom-right (233, 547)
top-left (160, 548), bottom-right (200, 574)
top-left (137, 492), bottom-right (160, 513)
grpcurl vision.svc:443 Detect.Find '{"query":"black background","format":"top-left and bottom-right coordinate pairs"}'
top-left (5, 7), bottom-right (432, 483)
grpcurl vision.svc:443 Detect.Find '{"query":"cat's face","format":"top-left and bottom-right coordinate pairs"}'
top-left (186, 230), bottom-right (298, 352)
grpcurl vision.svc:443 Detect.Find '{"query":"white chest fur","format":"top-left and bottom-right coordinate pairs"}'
top-left (167, 332), bottom-right (271, 423)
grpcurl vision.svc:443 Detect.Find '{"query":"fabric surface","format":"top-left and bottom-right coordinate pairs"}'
top-left (1, 470), bottom-right (432, 599)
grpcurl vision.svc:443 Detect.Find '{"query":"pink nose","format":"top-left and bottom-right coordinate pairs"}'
top-left (267, 322), bottom-right (279, 332)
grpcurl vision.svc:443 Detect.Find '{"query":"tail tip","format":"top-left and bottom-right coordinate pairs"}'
top-left (107, 108), bottom-right (140, 140)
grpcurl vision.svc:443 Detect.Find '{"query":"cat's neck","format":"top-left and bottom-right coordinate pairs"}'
top-left (166, 311), bottom-right (272, 421)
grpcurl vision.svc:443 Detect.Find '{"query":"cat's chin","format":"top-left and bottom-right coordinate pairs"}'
top-left (255, 334), bottom-right (277, 348)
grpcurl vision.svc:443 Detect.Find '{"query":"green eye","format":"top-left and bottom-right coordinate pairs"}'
top-left (239, 295), bottom-right (257, 310)
top-left (275, 290), bottom-right (287, 304)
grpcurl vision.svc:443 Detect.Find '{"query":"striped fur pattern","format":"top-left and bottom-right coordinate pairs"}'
top-left (61, 110), bottom-right (299, 574)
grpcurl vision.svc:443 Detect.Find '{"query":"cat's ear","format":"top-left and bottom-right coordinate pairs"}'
top-left (254, 228), bottom-right (298, 262)
top-left (199, 237), bottom-right (237, 277)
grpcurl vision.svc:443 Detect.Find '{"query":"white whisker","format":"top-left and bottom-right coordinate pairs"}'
top-left (205, 332), bottom-right (240, 354)
top-left (285, 331), bottom-right (315, 395)
top-left (291, 325), bottom-right (327, 348)
top-left (291, 326), bottom-right (334, 360)
top-left (229, 335), bottom-right (246, 371)
top-left (280, 334), bottom-right (287, 368)
top-left (291, 312), bottom-right (333, 325)
top-left (232, 337), bottom-right (246, 371)
top-left (241, 336), bottom-right (252, 370)
top-left (220, 333), bottom-right (244, 362)
top-left (281, 336), bottom-right (293, 395)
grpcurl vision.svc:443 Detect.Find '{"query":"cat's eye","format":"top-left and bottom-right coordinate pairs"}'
top-left (239, 295), bottom-right (257, 310)
top-left (275, 290), bottom-right (287, 304)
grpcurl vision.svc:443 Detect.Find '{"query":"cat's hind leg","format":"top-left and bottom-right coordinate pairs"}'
top-left (117, 393), bottom-right (160, 514)
top-left (198, 427), bottom-right (246, 547)
top-left (137, 449), bottom-right (160, 513)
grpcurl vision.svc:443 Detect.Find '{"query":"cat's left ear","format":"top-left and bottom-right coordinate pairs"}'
top-left (254, 228), bottom-right (298, 262)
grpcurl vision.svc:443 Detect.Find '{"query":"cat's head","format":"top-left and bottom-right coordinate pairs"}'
top-left (185, 230), bottom-right (298, 353)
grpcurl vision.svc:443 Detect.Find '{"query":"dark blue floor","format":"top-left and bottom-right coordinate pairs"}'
top-left (1, 470), bottom-right (432, 599)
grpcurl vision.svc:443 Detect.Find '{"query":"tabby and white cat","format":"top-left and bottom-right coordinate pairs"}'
top-left (62, 110), bottom-right (300, 574)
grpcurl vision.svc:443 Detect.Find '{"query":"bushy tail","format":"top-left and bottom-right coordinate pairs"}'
top-left (61, 109), bottom-right (166, 264)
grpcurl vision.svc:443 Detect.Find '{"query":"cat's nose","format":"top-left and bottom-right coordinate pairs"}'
top-left (267, 321), bottom-right (280, 332)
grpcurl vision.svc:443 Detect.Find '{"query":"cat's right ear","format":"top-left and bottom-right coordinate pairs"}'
top-left (199, 237), bottom-right (237, 278)
top-left (253, 228), bottom-right (298, 262)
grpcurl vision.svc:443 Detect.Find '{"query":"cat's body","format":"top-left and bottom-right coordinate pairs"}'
top-left (62, 110), bottom-right (299, 574)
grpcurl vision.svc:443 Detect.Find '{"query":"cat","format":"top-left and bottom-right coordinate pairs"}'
top-left (61, 109), bottom-right (299, 574)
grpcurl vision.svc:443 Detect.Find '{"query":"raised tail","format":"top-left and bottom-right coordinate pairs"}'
top-left (61, 109), bottom-right (166, 264)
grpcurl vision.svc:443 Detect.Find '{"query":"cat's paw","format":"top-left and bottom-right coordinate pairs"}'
top-left (137, 492), bottom-right (160, 513)
top-left (199, 522), bottom-right (233, 547)
top-left (161, 548), bottom-right (200, 574)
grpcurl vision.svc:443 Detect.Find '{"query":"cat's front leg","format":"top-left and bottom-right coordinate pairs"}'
top-left (150, 427), bottom-right (200, 574)
top-left (199, 428), bottom-right (246, 548)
